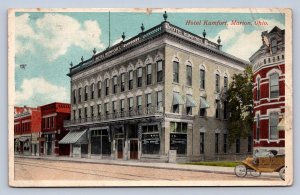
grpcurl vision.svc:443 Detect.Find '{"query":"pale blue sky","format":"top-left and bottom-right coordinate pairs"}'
top-left (14, 11), bottom-right (285, 107)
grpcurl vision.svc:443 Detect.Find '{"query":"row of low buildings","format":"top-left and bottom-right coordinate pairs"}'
top-left (14, 102), bottom-right (71, 156)
top-left (14, 12), bottom-right (285, 162)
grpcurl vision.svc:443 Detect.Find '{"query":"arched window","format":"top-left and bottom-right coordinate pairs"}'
top-left (90, 83), bottom-right (95, 99)
top-left (215, 72), bottom-right (220, 93)
top-left (200, 68), bottom-right (205, 89)
top-left (173, 60), bottom-right (179, 83)
top-left (257, 78), bottom-right (260, 100)
top-left (186, 65), bottom-right (192, 86)
top-left (270, 73), bottom-right (279, 98)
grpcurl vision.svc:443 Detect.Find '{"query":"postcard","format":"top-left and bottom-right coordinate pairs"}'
top-left (8, 8), bottom-right (293, 187)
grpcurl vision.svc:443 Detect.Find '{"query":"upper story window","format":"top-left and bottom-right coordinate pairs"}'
top-left (128, 97), bottom-right (133, 111)
top-left (215, 100), bottom-right (220, 119)
top-left (84, 107), bottom-right (88, 118)
top-left (270, 73), bottom-right (279, 98)
top-left (90, 83), bottom-right (95, 100)
top-left (137, 67), bottom-right (143, 87)
top-left (84, 86), bottom-right (88, 101)
top-left (78, 109), bottom-right (81, 119)
top-left (120, 99), bottom-right (125, 112)
top-left (146, 93), bottom-right (152, 108)
top-left (173, 61), bottom-right (179, 83)
top-left (256, 114), bottom-right (260, 140)
top-left (98, 104), bottom-right (101, 116)
top-left (200, 69), bottom-right (205, 90)
top-left (112, 101), bottom-right (117, 113)
top-left (129, 70), bottom-right (133, 90)
top-left (97, 81), bottom-right (102, 98)
top-left (269, 112), bottom-right (279, 140)
top-left (223, 101), bottom-right (228, 120)
top-left (157, 91), bottom-right (162, 110)
top-left (137, 95), bottom-right (142, 111)
top-left (186, 65), bottom-right (192, 86)
top-left (264, 59), bottom-right (267, 64)
top-left (215, 73), bottom-right (220, 93)
top-left (224, 76), bottom-right (228, 91)
top-left (91, 106), bottom-right (94, 118)
top-left (113, 76), bottom-right (118, 94)
top-left (147, 64), bottom-right (152, 85)
top-left (121, 73), bottom-right (125, 92)
top-left (105, 79), bottom-right (109, 96)
top-left (257, 78), bottom-right (261, 100)
top-left (72, 90), bottom-right (76, 104)
top-left (52, 116), bottom-right (55, 128)
top-left (104, 103), bottom-right (109, 115)
top-left (157, 60), bottom-right (163, 82)
top-left (78, 88), bottom-right (82, 103)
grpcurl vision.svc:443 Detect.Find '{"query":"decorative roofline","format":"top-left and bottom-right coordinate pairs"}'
top-left (68, 20), bottom-right (249, 77)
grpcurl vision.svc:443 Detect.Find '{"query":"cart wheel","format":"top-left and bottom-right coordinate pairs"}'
top-left (279, 167), bottom-right (285, 181)
top-left (234, 164), bottom-right (247, 177)
top-left (249, 170), bottom-right (261, 177)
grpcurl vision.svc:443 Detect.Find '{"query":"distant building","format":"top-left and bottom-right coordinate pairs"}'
top-left (62, 12), bottom-right (250, 162)
top-left (40, 102), bottom-right (71, 156)
top-left (14, 106), bottom-right (41, 156)
top-left (250, 26), bottom-right (285, 154)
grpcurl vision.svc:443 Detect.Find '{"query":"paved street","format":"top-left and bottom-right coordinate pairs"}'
top-left (14, 157), bottom-right (281, 181)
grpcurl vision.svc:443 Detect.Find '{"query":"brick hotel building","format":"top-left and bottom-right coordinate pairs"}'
top-left (250, 26), bottom-right (285, 154)
top-left (62, 12), bottom-right (251, 162)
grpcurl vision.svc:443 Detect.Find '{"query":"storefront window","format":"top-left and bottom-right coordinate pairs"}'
top-left (142, 125), bottom-right (160, 155)
top-left (170, 122), bottom-right (187, 155)
top-left (91, 129), bottom-right (111, 155)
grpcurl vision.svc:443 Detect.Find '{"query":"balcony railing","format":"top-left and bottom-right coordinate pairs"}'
top-left (64, 106), bottom-right (163, 127)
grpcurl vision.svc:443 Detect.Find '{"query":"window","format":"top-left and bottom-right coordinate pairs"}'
top-left (271, 39), bottom-right (277, 54)
top-left (84, 86), bottom-right (88, 101)
top-left (128, 97), bottom-right (133, 111)
top-left (223, 134), bottom-right (228, 153)
top-left (146, 93), bottom-right (152, 108)
top-left (257, 78), bottom-right (260, 100)
top-left (277, 56), bottom-right (280, 61)
top-left (112, 101), bottom-right (117, 113)
top-left (264, 59), bottom-right (266, 64)
top-left (173, 104), bottom-right (179, 113)
top-left (186, 65), bottom-right (192, 86)
top-left (52, 116), bottom-right (55, 128)
top-left (170, 122), bottom-right (187, 155)
top-left (91, 106), bottom-right (94, 118)
top-left (200, 69), bottom-right (205, 89)
top-left (120, 99), bottom-right (125, 112)
top-left (215, 133), bottom-right (219, 153)
top-left (141, 125), bottom-right (160, 155)
top-left (137, 95), bottom-right (142, 112)
top-left (113, 76), bottom-right (118, 94)
top-left (105, 79), bottom-right (109, 96)
top-left (215, 100), bottom-right (220, 119)
top-left (104, 103), bottom-right (109, 115)
top-left (72, 90), bottom-right (76, 104)
top-left (173, 61), bottom-right (179, 83)
top-left (97, 81), bottom-right (102, 98)
top-left (215, 73), bottom-right (220, 93)
top-left (268, 58), bottom-right (271, 63)
top-left (200, 132), bottom-right (205, 154)
top-left (282, 55), bottom-right (284, 60)
top-left (78, 88), bottom-right (82, 103)
top-left (90, 83), bottom-right (95, 99)
top-left (48, 117), bottom-right (50, 128)
top-left (84, 107), bottom-right (88, 118)
top-left (78, 109), bottom-right (81, 119)
top-left (223, 101), bottom-right (228, 120)
top-left (269, 112), bottom-right (279, 140)
top-left (73, 110), bottom-right (76, 120)
top-left (236, 138), bottom-right (240, 153)
top-left (137, 67), bottom-right (142, 87)
top-left (147, 64), bottom-right (152, 85)
top-left (97, 104), bottom-right (101, 116)
top-left (120, 73), bottom-right (125, 92)
top-left (129, 70), bottom-right (133, 90)
top-left (157, 91), bottom-right (162, 110)
top-left (224, 76), bottom-right (228, 91)
top-left (199, 97), bottom-right (207, 117)
top-left (256, 114), bottom-right (260, 140)
top-left (157, 60), bottom-right (163, 82)
top-left (270, 73), bottom-right (279, 98)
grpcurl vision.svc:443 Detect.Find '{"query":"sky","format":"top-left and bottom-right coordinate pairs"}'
top-left (14, 11), bottom-right (285, 107)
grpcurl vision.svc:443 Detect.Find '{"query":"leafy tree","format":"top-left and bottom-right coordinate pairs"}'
top-left (226, 65), bottom-right (253, 145)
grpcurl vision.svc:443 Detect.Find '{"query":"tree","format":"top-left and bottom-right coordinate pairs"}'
top-left (227, 65), bottom-right (253, 145)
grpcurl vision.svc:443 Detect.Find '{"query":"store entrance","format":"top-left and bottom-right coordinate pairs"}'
top-left (117, 139), bottom-right (123, 159)
top-left (130, 140), bottom-right (138, 159)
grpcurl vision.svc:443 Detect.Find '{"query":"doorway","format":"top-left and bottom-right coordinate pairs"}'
top-left (117, 139), bottom-right (123, 159)
top-left (130, 140), bottom-right (138, 160)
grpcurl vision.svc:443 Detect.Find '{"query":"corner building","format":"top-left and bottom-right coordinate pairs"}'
top-left (62, 13), bottom-right (251, 162)
top-left (250, 26), bottom-right (285, 154)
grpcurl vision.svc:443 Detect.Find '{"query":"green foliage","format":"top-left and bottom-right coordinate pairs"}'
top-left (227, 65), bottom-right (254, 145)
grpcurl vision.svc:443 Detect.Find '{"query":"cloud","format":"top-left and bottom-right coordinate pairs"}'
top-left (208, 18), bottom-right (284, 61)
top-left (15, 77), bottom-right (68, 107)
top-left (15, 13), bottom-right (104, 61)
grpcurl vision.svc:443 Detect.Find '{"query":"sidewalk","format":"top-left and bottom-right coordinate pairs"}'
top-left (15, 155), bottom-right (278, 177)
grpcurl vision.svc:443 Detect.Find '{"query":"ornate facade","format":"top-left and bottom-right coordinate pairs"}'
top-left (62, 12), bottom-right (251, 162)
top-left (250, 26), bottom-right (285, 154)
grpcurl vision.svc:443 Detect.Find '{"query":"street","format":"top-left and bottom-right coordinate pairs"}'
top-left (14, 157), bottom-right (280, 181)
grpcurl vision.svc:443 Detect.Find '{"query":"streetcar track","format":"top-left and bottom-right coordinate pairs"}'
top-left (15, 160), bottom-right (175, 181)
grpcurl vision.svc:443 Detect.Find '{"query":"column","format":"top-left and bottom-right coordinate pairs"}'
top-left (187, 123), bottom-right (193, 159)
top-left (163, 121), bottom-right (170, 155)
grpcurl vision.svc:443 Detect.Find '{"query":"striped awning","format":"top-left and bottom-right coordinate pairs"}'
top-left (173, 92), bottom-right (184, 105)
top-left (186, 95), bottom-right (197, 107)
top-left (200, 97), bottom-right (210, 109)
top-left (59, 129), bottom-right (88, 144)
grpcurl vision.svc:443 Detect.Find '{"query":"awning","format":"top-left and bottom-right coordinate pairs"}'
top-left (277, 116), bottom-right (285, 131)
top-left (200, 97), bottom-right (210, 109)
top-left (59, 129), bottom-right (88, 144)
top-left (186, 95), bottom-right (197, 107)
top-left (19, 137), bottom-right (29, 142)
top-left (173, 92), bottom-right (184, 105)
